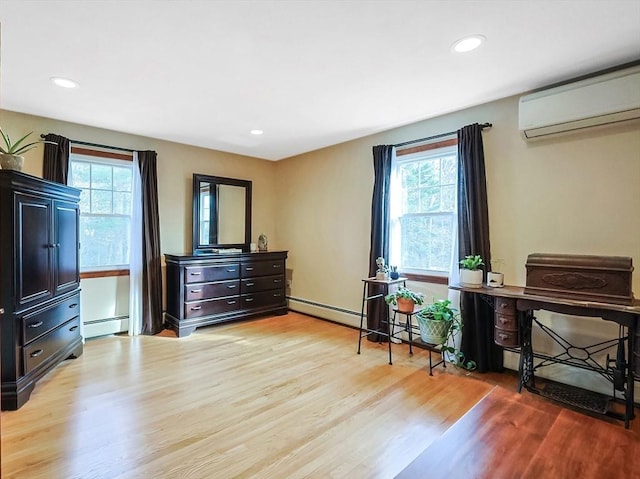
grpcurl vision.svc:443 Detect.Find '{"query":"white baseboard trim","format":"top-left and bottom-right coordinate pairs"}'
top-left (287, 297), bottom-right (361, 329)
top-left (84, 316), bottom-right (129, 339)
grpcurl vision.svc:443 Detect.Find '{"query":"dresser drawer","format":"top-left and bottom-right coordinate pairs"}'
top-left (495, 297), bottom-right (516, 315)
top-left (494, 328), bottom-right (520, 347)
top-left (184, 296), bottom-right (240, 319)
top-left (23, 317), bottom-right (81, 375)
top-left (241, 275), bottom-right (285, 294)
top-left (242, 260), bottom-right (285, 278)
top-left (494, 313), bottom-right (518, 332)
top-left (242, 289), bottom-right (286, 309)
top-left (22, 293), bottom-right (80, 345)
top-left (185, 264), bottom-right (240, 284)
top-left (184, 280), bottom-right (240, 301)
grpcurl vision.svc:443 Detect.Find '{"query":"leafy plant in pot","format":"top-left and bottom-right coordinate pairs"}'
top-left (415, 299), bottom-right (476, 370)
top-left (459, 254), bottom-right (484, 288)
top-left (384, 287), bottom-right (424, 313)
top-left (0, 128), bottom-right (55, 171)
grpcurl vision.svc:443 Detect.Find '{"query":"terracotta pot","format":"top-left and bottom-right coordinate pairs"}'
top-left (396, 297), bottom-right (415, 313)
top-left (0, 154), bottom-right (24, 171)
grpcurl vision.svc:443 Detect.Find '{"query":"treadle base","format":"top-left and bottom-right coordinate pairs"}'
top-left (535, 381), bottom-right (611, 414)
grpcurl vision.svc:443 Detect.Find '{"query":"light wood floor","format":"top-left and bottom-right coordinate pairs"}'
top-left (1, 312), bottom-right (638, 478)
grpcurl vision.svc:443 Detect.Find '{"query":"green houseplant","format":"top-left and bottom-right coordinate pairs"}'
top-left (384, 287), bottom-right (424, 313)
top-left (415, 299), bottom-right (476, 370)
top-left (459, 254), bottom-right (485, 288)
top-left (0, 127), bottom-right (55, 171)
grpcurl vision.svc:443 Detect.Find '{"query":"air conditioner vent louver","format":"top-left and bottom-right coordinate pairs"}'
top-left (519, 65), bottom-right (640, 139)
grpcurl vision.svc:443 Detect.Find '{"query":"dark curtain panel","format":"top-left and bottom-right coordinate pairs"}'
top-left (366, 145), bottom-right (393, 341)
top-left (136, 151), bottom-right (164, 335)
top-left (42, 134), bottom-right (70, 184)
top-left (457, 124), bottom-right (503, 372)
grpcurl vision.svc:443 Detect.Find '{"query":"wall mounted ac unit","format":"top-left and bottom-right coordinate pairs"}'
top-left (519, 65), bottom-right (640, 139)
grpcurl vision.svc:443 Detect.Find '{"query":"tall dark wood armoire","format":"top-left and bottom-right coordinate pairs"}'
top-left (0, 170), bottom-right (83, 410)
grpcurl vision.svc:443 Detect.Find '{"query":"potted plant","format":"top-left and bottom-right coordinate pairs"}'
top-left (389, 265), bottom-right (399, 280)
top-left (415, 299), bottom-right (476, 370)
top-left (459, 254), bottom-right (484, 288)
top-left (487, 258), bottom-right (504, 288)
top-left (0, 128), bottom-right (55, 171)
top-left (384, 287), bottom-right (424, 313)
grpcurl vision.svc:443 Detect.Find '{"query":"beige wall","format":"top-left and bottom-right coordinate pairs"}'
top-left (1, 109), bottom-right (279, 334)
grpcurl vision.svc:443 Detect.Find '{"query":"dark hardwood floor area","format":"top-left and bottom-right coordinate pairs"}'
top-left (1, 312), bottom-right (638, 478)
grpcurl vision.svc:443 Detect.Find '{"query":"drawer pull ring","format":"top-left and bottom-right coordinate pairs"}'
top-left (28, 321), bottom-right (44, 329)
top-left (190, 271), bottom-right (201, 276)
top-left (191, 305), bottom-right (202, 311)
top-left (30, 349), bottom-right (44, 358)
top-left (190, 289), bottom-right (202, 293)
top-left (69, 326), bottom-right (79, 332)
top-left (69, 303), bottom-right (78, 308)
top-left (245, 282), bottom-right (254, 287)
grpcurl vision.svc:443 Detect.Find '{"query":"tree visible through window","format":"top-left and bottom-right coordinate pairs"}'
top-left (390, 142), bottom-right (457, 276)
top-left (69, 153), bottom-right (133, 272)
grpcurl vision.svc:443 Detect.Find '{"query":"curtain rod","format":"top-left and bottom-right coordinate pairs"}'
top-left (41, 134), bottom-right (134, 153)
top-left (393, 122), bottom-right (492, 148)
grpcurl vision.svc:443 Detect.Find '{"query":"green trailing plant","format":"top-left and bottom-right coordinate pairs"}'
top-left (0, 128), bottom-right (55, 156)
top-left (384, 287), bottom-right (424, 306)
top-left (459, 254), bottom-right (485, 271)
top-left (416, 299), bottom-right (477, 371)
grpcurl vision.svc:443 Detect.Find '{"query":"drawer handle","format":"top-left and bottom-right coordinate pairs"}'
top-left (190, 271), bottom-right (201, 276)
top-left (227, 300), bottom-right (237, 305)
top-left (500, 303), bottom-right (509, 309)
top-left (272, 264), bottom-right (281, 268)
top-left (30, 349), bottom-right (44, 358)
top-left (245, 282), bottom-right (254, 287)
top-left (499, 317), bottom-right (509, 324)
top-left (273, 279), bottom-right (282, 283)
top-left (191, 305), bottom-right (202, 311)
top-left (190, 289), bottom-right (202, 293)
top-left (245, 298), bottom-right (254, 302)
top-left (498, 333), bottom-right (509, 340)
top-left (69, 325), bottom-right (79, 332)
top-left (69, 303), bottom-right (78, 308)
top-left (273, 293), bottom-right (281, 297)
top-left (227, 268), bottom-right (237, 272)
top-left (245, 267), bottom-right (254, 271)
top-left (227, 285), bottom-right (237, 289)
top-left (28, 321), bottom-right (44, 329)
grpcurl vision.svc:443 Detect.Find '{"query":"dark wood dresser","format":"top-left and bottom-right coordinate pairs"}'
top-left (165, 251), bottom-right (288, 337)
top-left (0, 171), bottom-right (83, 410)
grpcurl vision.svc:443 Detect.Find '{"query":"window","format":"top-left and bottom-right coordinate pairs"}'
top-left (389, 140), bottom-right (458, 278)
top-left (69, 148), bottom-right (133, 274)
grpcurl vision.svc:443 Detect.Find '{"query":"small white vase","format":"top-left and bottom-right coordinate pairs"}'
top-left (460, 268), bottom-right (483, 288)
top-left (487, 272), bottom-right (504, 288)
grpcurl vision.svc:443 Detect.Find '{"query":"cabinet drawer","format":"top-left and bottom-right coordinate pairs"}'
top-left (495, 297), bottom-right (516, 315)
top-left (185, 264), bottom-right (240, 284)
top-left (184, 296), bottom-right (240, 319)
top-left (242, 289), bottom-right (286, 309)
top-left (23, 317), bottom-right (81, 374)
top-left (184, 280), bottom-right (240, 301)
top-left (494, 313), bottom-right (518, 332)
top-left (241, 275), bottom-right (285, 294)
top-left (242, 260), bottom-right (285, 278)
top-left (494, 328), bottom-right (520, 347)
top-left (23, 293), bottom-right (80, 344)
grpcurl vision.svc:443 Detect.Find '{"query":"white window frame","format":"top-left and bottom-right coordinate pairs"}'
top-left (69, 152), bottom-right (133, 274)
top-left (389, 143), bottom-right (458, 278)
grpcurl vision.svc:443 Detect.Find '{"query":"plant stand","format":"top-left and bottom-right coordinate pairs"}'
top-left (390, 309), bottom-right (446, 376)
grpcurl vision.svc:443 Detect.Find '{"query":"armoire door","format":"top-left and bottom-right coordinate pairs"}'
top-left (15, 192), bottom-right (54, 310)
top-left (54, 200), bottom-right (80, 295)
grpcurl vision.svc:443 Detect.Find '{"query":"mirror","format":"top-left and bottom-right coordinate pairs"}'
top-left (192, 174), bottom-right (252, 254)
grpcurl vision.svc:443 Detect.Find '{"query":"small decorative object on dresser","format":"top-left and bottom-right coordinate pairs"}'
top-left (385, 287), bottom-right (424, 313)
top-left (257, 233), bottom-right (268, 251)
top-left (459, 254), bottom-right (484, 288)
top-left (375, 256), bottom-right (389, 280)
top-left (0, 127), bottom-right (56, 171)
top-left (487, 258), bottom-right (504, 288)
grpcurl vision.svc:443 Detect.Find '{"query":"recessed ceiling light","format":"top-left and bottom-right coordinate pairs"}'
top-left (51, 77), bottom-right (79, 88)
top-left (250, 129), bottom-right (264, 135)
top-left (451, 35), bottom-right (485, 53)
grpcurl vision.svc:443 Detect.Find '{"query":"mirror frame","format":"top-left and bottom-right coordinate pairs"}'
top-left (192, 174), bottom-right (252, 254)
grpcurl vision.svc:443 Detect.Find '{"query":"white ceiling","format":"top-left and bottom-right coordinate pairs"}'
top-left (1, 1), bottom-right (639, 160)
